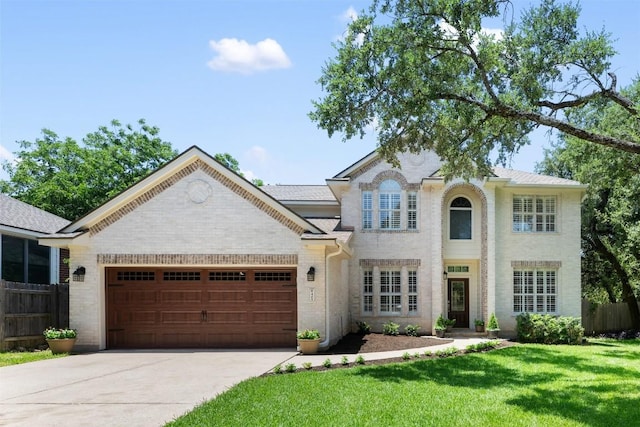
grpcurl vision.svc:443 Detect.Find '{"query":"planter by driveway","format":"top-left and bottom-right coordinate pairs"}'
top-left (0, 349), bottom-right (297, 426)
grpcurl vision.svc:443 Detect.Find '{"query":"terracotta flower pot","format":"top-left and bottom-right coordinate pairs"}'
top-left (475, 325), bottom-right (485, 333)
top-left (46, 338), bottom-right (76, 354)
top-left (298, 338), bottom-right (321, 354)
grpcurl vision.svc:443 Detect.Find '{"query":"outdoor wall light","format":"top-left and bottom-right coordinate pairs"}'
top-left (307, 267), bottom-right (316, 282)
top-left (73, 266), bottom-right (86, 282)
top-left (443, 270), bottom-right (448, 281)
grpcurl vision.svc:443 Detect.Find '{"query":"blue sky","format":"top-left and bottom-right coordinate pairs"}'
top-left (1, 0), bottom-right (638, 185)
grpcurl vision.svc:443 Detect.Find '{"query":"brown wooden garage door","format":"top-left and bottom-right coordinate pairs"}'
top-left (106, 267), bottom-right (297, 349)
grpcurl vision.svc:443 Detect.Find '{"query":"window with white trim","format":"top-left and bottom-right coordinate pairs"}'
top-left (408, 270), bottom-right (418, 313)
top-left (513, 269), bottom-right (557, 313)
top-left (513, 196), bottom-right (556, 232)
top-left (380, 270), bottom-right (401, 314)
top-left (363, 269), bottom-right (373, 313)
top-left (407, 192), bottom-right (417, 230)
top-left (379, 180), bottom-right (401, 229)
top-left (449, 197), bottom-right (472, 239)
top-left (362, 191), bottom-right (373, 230)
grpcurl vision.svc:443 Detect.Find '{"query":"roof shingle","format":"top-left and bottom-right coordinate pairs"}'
top-left (0, 194), bottom-right (70, 234)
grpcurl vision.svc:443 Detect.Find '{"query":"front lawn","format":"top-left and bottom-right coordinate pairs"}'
top-left (167, 339), bottom-right (640, 426)
top-left (0, 349), bottom-right (68, 367)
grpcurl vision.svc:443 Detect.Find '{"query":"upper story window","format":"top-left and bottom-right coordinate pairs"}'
top-left (407, 192), bottom-right (417, 230)
top-left (513, 196), bottom-right (556, 232)
top-left (379, 180), bottom-right (401, 229)
top-left (449, 197), bottom-right (472, 240)
top-left (362, 191), bottom-right (373, 230)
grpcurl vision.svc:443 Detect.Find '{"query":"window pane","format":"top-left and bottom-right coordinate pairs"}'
top-left (450, 210), bottom-right (472, 239)
top-left (2, 235), bottom-right (25, 282)
top-left (28, 240), bottom-right (51, 284)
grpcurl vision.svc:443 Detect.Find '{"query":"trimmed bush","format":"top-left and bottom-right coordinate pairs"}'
top-left (405, 324), bottom-right (421, 337)
top-left (516, 313), bottom-right (584, 345)
top-left (382, 321), bottom-right (400, 336)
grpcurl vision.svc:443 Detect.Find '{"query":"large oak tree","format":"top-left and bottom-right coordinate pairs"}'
top-left (310, 0), bottom-right (639, 178)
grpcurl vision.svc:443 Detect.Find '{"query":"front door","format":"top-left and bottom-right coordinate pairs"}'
top-left (447, 278), bottom-right (469, 328)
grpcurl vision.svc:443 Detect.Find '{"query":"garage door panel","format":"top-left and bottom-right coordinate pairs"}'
top-left (160, 290), bottom-right (202, 303)
top-left (206, 290), bottom-right (249, 303)
top-left (161, 311), bottom-right (202, 324)
top-left (207, 311), bottom-right (248, 324)
top-left (107, 267), bottom-right (297, 349)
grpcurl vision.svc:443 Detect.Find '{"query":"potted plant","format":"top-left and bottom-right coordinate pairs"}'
top-left (474, 319), bottom-right (485, 333)
top-left (434, 315), bottom-right (447, 338)
top-left (297, 329), bottom-right (321, 354)
top-left (445, 318), bottom-right (456, 332)
top-left (43, 327), bottom-right (77, 354)
top-left (487, 313), bottom-right (500, 338)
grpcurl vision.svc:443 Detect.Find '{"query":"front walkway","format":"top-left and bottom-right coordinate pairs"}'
top-left (284, 337), bottom-right (493, 369)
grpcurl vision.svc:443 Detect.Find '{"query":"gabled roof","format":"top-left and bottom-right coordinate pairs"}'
top-left (492, 167), bottom-right (583, 187)
top-left (56, 146), bottom-right (323, 237)
top-left (333, 150), bottom-right (379, 179)
top-left (0, 194), bottom-right (70, 235)
top-left (262, 185), bottom-right (336, 202)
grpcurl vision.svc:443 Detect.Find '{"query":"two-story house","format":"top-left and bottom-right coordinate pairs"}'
top-left (40, 146), bottom-right (585, 351)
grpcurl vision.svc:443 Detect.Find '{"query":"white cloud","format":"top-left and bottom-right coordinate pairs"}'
top-left (0, 144), bottom-right (14, 163)
top-left (341, 6), bottom-right (358, 23)
top-left (245, 145), bottom-right (269, 165)
top-left (207, 38), bottom-right (291, 74)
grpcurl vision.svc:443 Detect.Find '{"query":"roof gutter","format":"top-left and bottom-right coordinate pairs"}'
top-left (319, 240), bottom-right (345, 349)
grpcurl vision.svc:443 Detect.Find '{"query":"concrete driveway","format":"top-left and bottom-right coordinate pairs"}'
top-left (0, 349), bottom-right (297, 426)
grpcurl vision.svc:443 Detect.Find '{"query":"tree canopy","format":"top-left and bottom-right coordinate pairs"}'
top-left (214, 153), bottom-right (264, 187)
top-left (310, 0), bottom-right (639, 178)
top-left (1, 119), bottom-right (177, 220)
top-left (537, 80), bottom-right (640, 329)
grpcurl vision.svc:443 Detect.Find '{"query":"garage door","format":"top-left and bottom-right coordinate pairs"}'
top-left (106, 267), bottom-right (297, 349)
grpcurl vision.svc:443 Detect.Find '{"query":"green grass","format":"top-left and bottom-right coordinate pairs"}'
top-left (0, 349), bottom-right (68, 367)
top-left (167, 339), bottom-right (640, 426)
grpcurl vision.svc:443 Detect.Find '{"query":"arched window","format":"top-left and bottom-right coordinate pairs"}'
top-left (379, 180), bottom-right (401, 229)
top-left (450, 196), bottom-right (472, 240)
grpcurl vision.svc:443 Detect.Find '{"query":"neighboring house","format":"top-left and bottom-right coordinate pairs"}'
top-left (39, 146), bottom-right (586, 351)
top-left (0, 194), bottom-right (70, 285)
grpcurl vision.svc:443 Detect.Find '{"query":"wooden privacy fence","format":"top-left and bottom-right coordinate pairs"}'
top-left (582, 299), bottom-right (640, 334)
top-left (0, 281), bottom-right (69, 350)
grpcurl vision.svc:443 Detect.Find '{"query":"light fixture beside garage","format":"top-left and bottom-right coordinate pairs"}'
top-left (73, 266), bottom-right (86, 282)
top-left (307, 267), bottom-right (315, 282)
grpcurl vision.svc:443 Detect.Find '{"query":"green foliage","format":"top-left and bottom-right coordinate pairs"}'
top-left (272, 364), bottom-right (283, 374)
top-left (466, 340), bottom-right (500, 353)
top-left (356, 320), bottom-right (371, 334)
top-left (445, 318), bottom-right (456, 328)
top-left (435, 347), bottom-right (458, 358)
top-left (0, 350), bottom-right (68, 367)
top-left (322, 358), bottom-right (332, 368)
top-left (487, 313), bottom-right (500, 331)
top-left (310, 0), bottom-right (638, 179)
top-left (434, 314), bottom-right (447, 331)
top-left (382, 321), bottom-right (400, 336)
top-left (285, 363), bottom-right (297, 373)
top-left (0, 119), bottom-right (177, 220)
top-left (302, 362), bottom-right (312, 370)
top-left (43, 327), bottom-right (77, 339)
top-left (213, 153), bottom-right (263, 187)
top-left (341, 355), bottom-right (349, 366)
top-left (536, 80), bottom-right (640, 328)
top-left (404, 324), bottom-right (421, 337)
top-left (355, 355), bottom-right (365, 365)
top-left (296, 329), bottom-right (320, 340)
top-left (516, 313), bottom-right (584, 345)
top-left (402, 352), bottom-right (411, 361)
top-left (474, 319), bottom-right (485, 327)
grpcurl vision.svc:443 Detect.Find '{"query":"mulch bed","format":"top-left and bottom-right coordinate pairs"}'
top-left (322, 332), bottom-right (453, 354)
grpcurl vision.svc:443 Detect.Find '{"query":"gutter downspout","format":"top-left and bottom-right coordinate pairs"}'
top-left (319, 241), bottom-right (345, 349)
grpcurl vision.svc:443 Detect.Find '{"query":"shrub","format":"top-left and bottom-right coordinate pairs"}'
top-left (487, 313), bottom-right (500, 331)
top-left (341, 356), bottom-right (349, 366)
top-left (273, 364), bottom-right (283, 374)
top-left (356, 321), bottom-right (371, 334)
top-left (405, 324), bottom-right (421, 337)
top-left (402, 352), bottom-right (411, 360)
top-left (516, 313), bottom-right (584, 345)
top-left (285, 363), bottom-right (297, 373)
top-left (382, 321), bottom-right (400, 336)
top-left (296, 329), bottom-right (320, 340)
top-left (355, 355), bottom-right (365, 365)
top-left (322, 358), bottom-right (332, 368)
top-left (434, 314), bottom-right (447, 331)
top-left (302, 362), bottom-right (312, 370)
